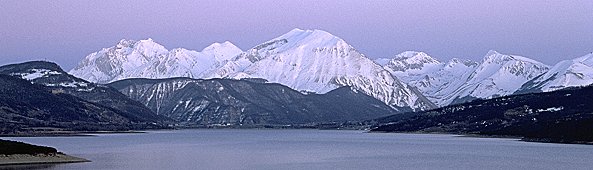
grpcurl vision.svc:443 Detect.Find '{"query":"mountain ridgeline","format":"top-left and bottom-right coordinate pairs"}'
top-left (68, 28), bottom-right (593, 112)
top-left (69, 29), bottom-right (437, 111)
top-left (109, 78), bottom-right (398, 126)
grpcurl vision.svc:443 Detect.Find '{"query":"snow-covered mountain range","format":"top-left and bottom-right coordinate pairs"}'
top-left (70, 28), bottom-right (593, 110)
top-left (519, 53), bottom-right (593, 93)
top-left (71, 29), bottom-right (435, 111)
top-left (69, 39), bottom-right (242, 84)
top-left (376, 50), bottom-right (551, 107)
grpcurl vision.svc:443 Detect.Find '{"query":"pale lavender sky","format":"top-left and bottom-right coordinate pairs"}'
top-left (1, 0), bottom-right (592, 69)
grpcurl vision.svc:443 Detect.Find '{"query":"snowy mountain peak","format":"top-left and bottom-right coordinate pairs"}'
top-left (574, 52), bottom-right (593, 63)
top-left (202, 41), bottom-right (243, 61)
top-left (485, 50), bottom-right (501, 56)
top-left (483, 50), bottom-right (514, 63)
top-left (393, 51), bottom-right (440, 64)
top-left (395, 51), bottom-right (428, 59)
top-left (211, 29), bottom-right (436, 110)
top-left (203, 41), bottom-right (240, 52)
top-left (519, 52), bottom-right (593, 93)
top-left (447, 58), bottom-right (478, 68)
top-left (116, 39), bottom-right (136, 48)
top-left (384, 51), bottom-right (441, 73)
top-left (280, 28), bottom-right (336, 39)
top-left (482, 50), bottom-right (544, 66)
top-left (272, 28), bottom-right (344, 50)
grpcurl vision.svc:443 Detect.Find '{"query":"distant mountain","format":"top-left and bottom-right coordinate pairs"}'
top-left (380, 50), bottom-right (549, 107)
top-left (69, 39), bottom-right (242, 84)
top-left (0, 61), bottom-right (168, 134)
top-left (109, 77), bottom-right (398, 126)
top-left (71, 29), bottom-right (436, 111)
top-left (211, 29), bottom-right (435, 111)
top-left (371, 85), bottom-right (593, 144)
top-left (69, 28), bottom-right (593, 110)
top-left (520, 53), bottom-right (593, 93)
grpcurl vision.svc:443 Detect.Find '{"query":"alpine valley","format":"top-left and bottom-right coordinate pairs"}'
top-left (2, 29), bottom-right (593, 142)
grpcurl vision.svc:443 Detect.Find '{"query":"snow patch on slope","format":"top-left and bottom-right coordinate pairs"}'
top-left (10, 69), bottom-right (62, 80)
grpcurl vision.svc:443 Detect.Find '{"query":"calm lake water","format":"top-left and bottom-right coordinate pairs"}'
top-left (3, 129), bottom-right (593, 170)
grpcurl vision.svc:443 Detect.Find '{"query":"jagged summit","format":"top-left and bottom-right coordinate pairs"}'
top-left (70, 38), bottom-right (244, 84)
top-left (483, 50), bottom-right (544, 65)
top-left (446, 58), bottom-right (478, 68)
top-left (383, 51), bottom-right (442, 74)
top-left (394, 51), bottom-right (434, 60)
top-left (382, 50), bottom-right (550, 107)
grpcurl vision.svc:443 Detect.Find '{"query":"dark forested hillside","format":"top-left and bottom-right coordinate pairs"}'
top-left (371, 85), bottom-right (593, 144)
top-left (0, 61), bottom-right (169, 134)
top-left (0, 61), bottom-right (167, 123)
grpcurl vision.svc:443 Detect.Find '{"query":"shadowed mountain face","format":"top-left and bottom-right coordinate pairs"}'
top-left (0, 61), bottom-right (167, 123)
top-left (0, 61), bottom-right (168, 133)
top-left (109, 78), bottom-right (398, 126)
top-left (371, 85), bottom-right (593, 143)
top-left (0, 74), bottom-right (131, 132)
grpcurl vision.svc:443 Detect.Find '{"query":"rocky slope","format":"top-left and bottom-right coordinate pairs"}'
top-left (109, 77), bottom-right (398, 126)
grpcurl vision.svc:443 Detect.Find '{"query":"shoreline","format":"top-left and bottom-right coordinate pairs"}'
top-left (0, 130), bottom-right (146, 137)
top-left (7, 128), bottom-right (592, 145)
top-left (0, 153), bottom-right (90, 166)
top-left (367, 130), bottom-right (593, 145)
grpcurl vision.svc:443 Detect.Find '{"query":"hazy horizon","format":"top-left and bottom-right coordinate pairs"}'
top-left (1, 0), bottom-right (592, 70)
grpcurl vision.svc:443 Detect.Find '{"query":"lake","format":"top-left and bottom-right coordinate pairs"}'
top-left (3, 129), bottom-right (593, 170)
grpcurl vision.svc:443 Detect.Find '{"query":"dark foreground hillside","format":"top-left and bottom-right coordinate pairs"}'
top-left (0, 61), bottom-right (168, 124)
top-left (0, 75), bottom-right (155, 134)
top-left (371, 85), bottom-right (593, 144)
top-left (0, 139), bottom-right (57, 155)
top-left (0, 61), bottom-right (170, 135)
